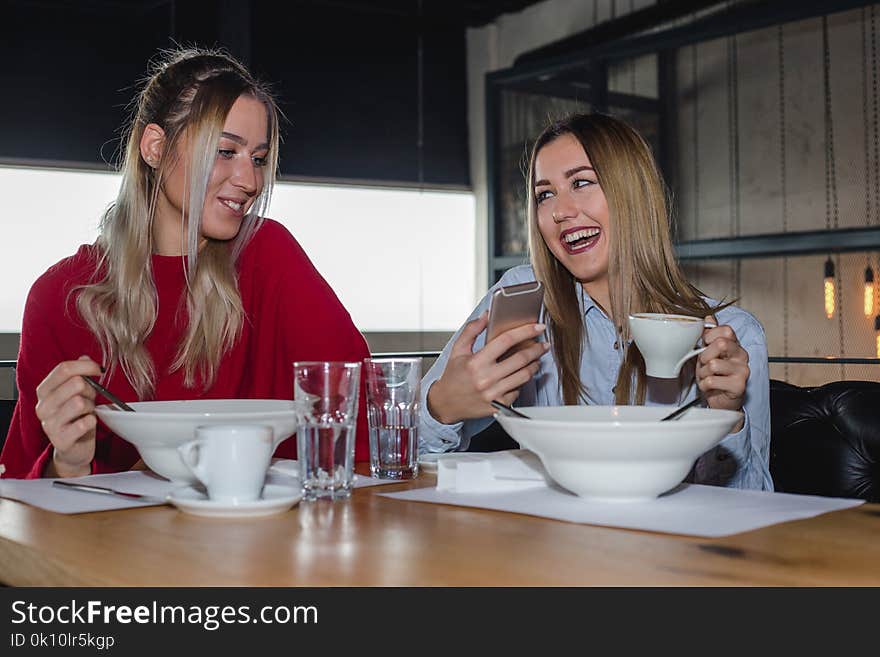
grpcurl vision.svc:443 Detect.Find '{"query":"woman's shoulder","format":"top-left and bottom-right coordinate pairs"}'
top-left (253, 216), bottom-right (294, 237)
top-left (237, 218), bottom-right (331, 293)
top-left (241, 218), bottom-right (307, 261)
top-left (495, 264), bottom-right (537, 287)
top-left (29, 244), bottom-right (101, 301)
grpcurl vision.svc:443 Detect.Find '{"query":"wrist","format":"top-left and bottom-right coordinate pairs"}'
top-left (726, 404), bottom-right (745, 433)
top-left (427, 380), bottom-right (456, 425)
top-left (48, 450), bottom-right (92, 478)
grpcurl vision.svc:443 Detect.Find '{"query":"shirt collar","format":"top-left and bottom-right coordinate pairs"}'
top-left (576, 284), bottom-right (606, 319)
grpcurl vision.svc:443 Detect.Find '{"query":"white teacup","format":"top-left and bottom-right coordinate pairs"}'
top-left (628, 313), bottom-right (716, 379)
top-left (178, 425), bottom-right (274, 503)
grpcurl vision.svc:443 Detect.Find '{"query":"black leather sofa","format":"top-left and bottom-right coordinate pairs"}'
top-left (2, 381), bottom-right (879, 502)
top-left (468, 379), bottom-right (880, 503)
top-left (770, 379), bottom-right (880, 502)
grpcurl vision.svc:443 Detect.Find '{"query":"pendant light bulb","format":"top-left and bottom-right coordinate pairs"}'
top-left (875, 315), bottom-right (880, 359)
top-left (875, 314), bottom-right (880, 359)
top-left (865, 265), bottom-right (876, 317)
top-left (824, 257), bottom-right (835, 319)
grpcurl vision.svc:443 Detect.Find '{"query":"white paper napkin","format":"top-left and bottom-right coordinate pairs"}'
top-left (435, 450), bottom-right (549, 493)
top-left (0, 471), bottom-right (176, 514)
top-left (0, 458), bottom-right (406, 514)
top-left (381, 450), bottom-right (865, 537)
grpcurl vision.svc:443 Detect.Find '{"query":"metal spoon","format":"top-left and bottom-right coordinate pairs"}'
top-left (82, 376), bottom-right (135, 412)
top-left (659, 395), bottom-right (703, 422)
top-left (491, 400), bottom-right (531, 419)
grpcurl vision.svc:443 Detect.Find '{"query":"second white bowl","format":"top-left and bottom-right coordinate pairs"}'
top-left (495, 405), bottom-right (741, 501)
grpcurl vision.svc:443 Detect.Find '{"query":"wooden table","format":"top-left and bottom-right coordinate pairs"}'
top-left (1, 468), bottom-right (878, 586)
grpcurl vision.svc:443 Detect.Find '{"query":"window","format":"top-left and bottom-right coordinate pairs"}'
top-left (0, 166), bottom-right (476, 333)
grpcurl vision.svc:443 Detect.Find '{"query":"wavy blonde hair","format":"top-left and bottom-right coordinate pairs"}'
top-left (75, 47), bottom-right (280, 398)
top-left (527, 114), bottom-right (729, 405)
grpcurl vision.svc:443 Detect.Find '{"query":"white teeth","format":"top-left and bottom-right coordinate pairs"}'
top-left (222, 199), bottom-right (243, 211)
top-left (563, 228), bottom-right (600, 244)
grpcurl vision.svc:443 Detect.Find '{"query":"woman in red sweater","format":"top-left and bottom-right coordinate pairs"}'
top-left (0, 48), bottom-right (370, 479)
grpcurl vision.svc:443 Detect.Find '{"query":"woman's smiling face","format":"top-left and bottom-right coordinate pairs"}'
top-left (152, 93), bottom-right (270, 253)
top-left (534, 133), bottom-right (610, 290)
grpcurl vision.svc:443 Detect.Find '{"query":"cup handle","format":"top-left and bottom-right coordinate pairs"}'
top-left (674, 345), bottom-right (708, 375)
top-left (178, 440), bottom-right (209, 486)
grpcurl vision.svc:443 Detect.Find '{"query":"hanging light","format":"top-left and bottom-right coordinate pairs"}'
top-left (824, 257), bottom-right (835, 319)
top-left (876, 314), bottom-right (880, 358)
top-left (866, 265), bottom-right (876, 317)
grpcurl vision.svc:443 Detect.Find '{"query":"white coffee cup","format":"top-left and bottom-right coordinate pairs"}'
top-left (178, 425), bottom-right (274, 503)
top-left (628, 313), bottom-right (716, 379)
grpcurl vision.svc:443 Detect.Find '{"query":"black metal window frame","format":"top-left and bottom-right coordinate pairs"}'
top-left (484, 0), bottom-right (880, 367)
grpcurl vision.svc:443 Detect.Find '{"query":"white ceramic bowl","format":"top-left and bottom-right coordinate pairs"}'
top-left (495, 405), bottom-right (742, 501)
top-left (95, 399), bottom-right (301, 484)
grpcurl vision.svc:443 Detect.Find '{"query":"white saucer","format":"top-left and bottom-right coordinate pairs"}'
top-left (168, 483), bottom-right (302, 518)
top-left (268, 458), bottom-right (299, 478)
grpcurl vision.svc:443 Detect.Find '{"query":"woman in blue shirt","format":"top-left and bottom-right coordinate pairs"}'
top-left (420, 113), bottom-right (772, 491)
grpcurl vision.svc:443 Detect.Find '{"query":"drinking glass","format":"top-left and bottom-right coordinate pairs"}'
top-left (293, 361), bottom-right (361, 500)
top-left (363, 357), bottom-right (421, 479)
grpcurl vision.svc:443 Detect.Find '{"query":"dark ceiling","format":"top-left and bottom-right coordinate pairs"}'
top-left (5, 0), bottom-right (539, 186)
top-left (292, 1), bottom-right (547, 27)
top-left (8, 0), bottom-right (545, 28)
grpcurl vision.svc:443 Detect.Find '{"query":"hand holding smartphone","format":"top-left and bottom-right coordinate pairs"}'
top-left (486, 281), bottom-right (545, 360)
top-left (425, 281), bottom-right (546, 424)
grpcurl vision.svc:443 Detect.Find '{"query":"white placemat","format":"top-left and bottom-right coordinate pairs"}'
top-left (381, 452), bottom-right (864, 537)
top-left (0, 460), bottom-right (404, 514)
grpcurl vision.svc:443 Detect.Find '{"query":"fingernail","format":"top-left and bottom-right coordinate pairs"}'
top-left (534, 323), bottom-right (546, 331)
top-left (543, 342), bottom-right (551, 350)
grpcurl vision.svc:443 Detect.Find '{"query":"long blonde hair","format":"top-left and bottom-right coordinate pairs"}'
top-left (527, 113), bottom-right (728, 405)
top-left (75, 47), bottom-right (280, 398)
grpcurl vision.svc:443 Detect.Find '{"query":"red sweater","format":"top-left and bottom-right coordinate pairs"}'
top-left (0, 219), bottom-right (371, 479)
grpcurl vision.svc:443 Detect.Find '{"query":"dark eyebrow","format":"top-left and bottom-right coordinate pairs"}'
top-left (220, 132), bottom-right (269, 151)
top-left (565, 165), bottom-right (594, 178)
top-left (221, 131), bottom-right (246, 145)
top-left (534, 165), bottom-right (594, 187)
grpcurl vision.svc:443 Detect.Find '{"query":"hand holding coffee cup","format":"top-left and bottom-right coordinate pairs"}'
top-left (628, 313), bottom-right (717, 379)
top-left (178, 425), bottom-right (274, 503)
top-left (695, 318), bottom-right (749, 432)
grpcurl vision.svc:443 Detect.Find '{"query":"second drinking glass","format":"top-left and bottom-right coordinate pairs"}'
top-left (364, 357), bottom-right (421, 479)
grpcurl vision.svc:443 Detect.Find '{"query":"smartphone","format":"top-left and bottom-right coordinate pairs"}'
top-left (486, 281), bottom-right (545, 359)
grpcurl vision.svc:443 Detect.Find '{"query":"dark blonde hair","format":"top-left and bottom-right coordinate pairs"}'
top-left (76, 47), bottom-right (281, 398)
top-left (526, 113), bottom-right (728, 405)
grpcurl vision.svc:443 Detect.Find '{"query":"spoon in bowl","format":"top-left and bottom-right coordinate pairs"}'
top-left (493, 397), bottom-right (701, 422)
top-left (491, 400), bottom-right (531, 419)
top-left (659, 395), bottom-right (703, 422)
top-left (82, 376), bottom-right (135, 412)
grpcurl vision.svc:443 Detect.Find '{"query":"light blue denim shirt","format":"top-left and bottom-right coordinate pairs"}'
top-left (419, 265), bottom-right (773, 491)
